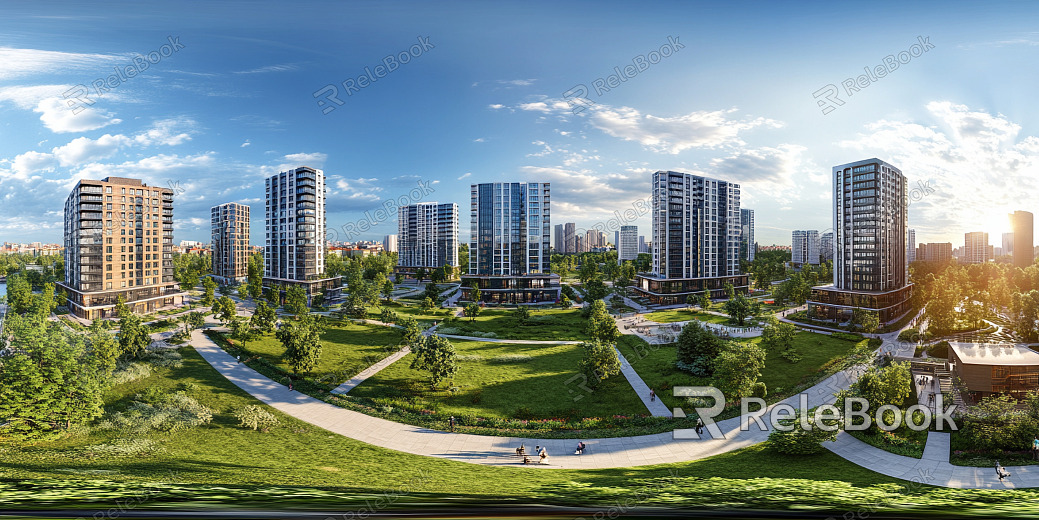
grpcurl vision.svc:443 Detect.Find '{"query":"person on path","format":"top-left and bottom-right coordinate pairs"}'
top-left (539, 448), bottom-right (548, 464)
top-left (695, 417), bottom-right (704, 435)
top-left (237, 355), bottom-right (241, 364)
top-left (650, 390), bottom-right (656, 402)
top-left (449, 416), bottom-right (455, 432)
top-left (1032, 437), bottom-right (1039, 461)
top-left (288, 380), bottom-right (294, 392)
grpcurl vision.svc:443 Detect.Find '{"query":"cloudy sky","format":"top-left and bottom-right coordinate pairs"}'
top-left (2, 0), bottom-right (1039, 248)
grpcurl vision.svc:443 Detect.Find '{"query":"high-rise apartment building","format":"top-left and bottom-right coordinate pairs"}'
top-left (916, 242), bottom-right (952, 264)
top-left (211, 203), bottom-right (251, 283)
top-left (638, 235), bottom-right (648, 254)
top-left (808, 159), bottom-right (913, 324)
top-left (564, 222), bottom-right (576, 253)
top-left (554, 224), bottom-right (565, 253)
top-left (396, 202), bottom-right (458, 277)
top-left (907, 228), bottom-right (916, 263)
top-left (617, 225), bottom-right (638, 262)
top-left (461, 182), bottom-right (559, 303)
top-left (791, 230), bottom-right (820, 265)
top-left (1011, 211), bottom-right (1034, 268)
top-left (383, 234), bottom-right (398, 253)
top-left (584, 229), bottom-right (606, 251)
top-left (634, 171), bottom-right (748, 304)
top-left (820, 231), bottom-right (834, 262)
top-left (263, 166), bottom-right (341, 302)
top-left (964, 231), bottom-right (991, 264)
top-left (740, 208), bottom-right (755, 261)
top-left (59, 177), bottom-right (184, 319)
top-left (1002, 232), bottom-right (1014, 259)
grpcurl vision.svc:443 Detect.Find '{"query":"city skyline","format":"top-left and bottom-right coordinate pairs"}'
top-left (5, 2), bottom-right (1039, 248)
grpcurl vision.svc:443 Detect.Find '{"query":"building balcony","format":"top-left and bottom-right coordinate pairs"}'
top-left (80, 186), bottom-right (102, 194)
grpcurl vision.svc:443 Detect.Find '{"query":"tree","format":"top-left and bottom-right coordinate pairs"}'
top-left (421, 296), bottom-right (436, 312)
top-left (583, 276), bottom-right (609, 301)
top-left (514, 305), bottom-right (532, 325)
top-left (723, 292), bottom-right (753, 326)
top-left (379, 307), bottom-right (398, 324)
top-left (760, 316), bottom-right (797, 354)
top-left (398, 316), bottom-right (423, 348)
top-left (851, 362), bottom-right (912, 412)
top-left (31, 282), bottom-right (57, 318)
top-left (250, 301), bottom-right (277, 335)
top-left (559, 295), bottom-right (573, 309)
top-left (458, 244), bottom-right (469, 273)
top-left (114, 294), bottom-right (129, 319)
top-left (713, 341), bottom-right (767, 400)
top-left (675, 320), bottom-right (721, 375)
top-left (423, 282), bottom-right (441, 304)
top-left (698, 291), bottom-right (711, 312)
top-left (430, 266), bottom-right (446, 285)
top-left (6, 274), bottom-right (32, 314)
top-left (409, 334), bottom-right (459, 389)
top-left (382, 279), bottom-right (395, 303)
top-left (118, 313), bottom-right (150, 359)
top-left (86, 320), bottom-right (119, 374)
top-left (187, 311), bottom-right (205, 331)
top-left (218, 282), bottom-right (233, 297)
top-left (468, 281), bottom-right (481, 303)
top-left (851, 308), bottom-right (880, 334)
top-left (285, 285), bottom-right (308, 316)
top-left (586, 299), bottom-right (619, 344)
top-left (229, 317), bottom-right (252, 348)
top-left (312, 291), bottom-right (325, 309)
top-left (766, 408), bottom-right (840, 455)
top-left (201, 277), bottom-right (217, 307)
top-left (415, 267), bottom-right (428, 283)
top-left (464, 302), bottom-right (481, 322)
top-left (724, 282), bottom-right (736, 300)
top-left (247, 253), bottom-right (264, 300)
top-left (579, 340), bottom-right (622, 388)
top-left (213, 296), bottom-right (237, 325)
top-left (277, 313), bottom-right (324, 376)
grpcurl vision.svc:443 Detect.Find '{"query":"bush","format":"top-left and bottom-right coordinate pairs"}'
top-left (752, 382), bottom-right (767, 398)
top-left (111, 361), bottom-right (153, 385)
top-left (675, 357), bottom-right (712, 377)
top-left (513, 406), bottom-right (536, 420)
top-left (927, 341), bottom-right (950, 358)
top-left (233, 405), bottom-right (280, 431)
top-left (831, 332), bottom-right (865, 342)
top-left (99, 392), bottom-right (214, 434)
top-left (766, 408), bottom-right (839, 455)
top-left (489, 354), bottom-right (533, 364)
top-left (867, 338), bottom-right (883, 349)
top-left (143, 349), bottom-right (183, 369)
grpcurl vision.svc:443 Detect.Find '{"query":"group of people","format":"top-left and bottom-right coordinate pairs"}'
top-left (516, 444), bottom-right (549, 464)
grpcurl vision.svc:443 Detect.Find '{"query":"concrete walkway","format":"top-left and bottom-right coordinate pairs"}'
top-left (615, 347), bottom-right (671, 417)
top-left (193, 328), bottom-right (859, 469)
top-left (331, 346), bottom-right (411, 395)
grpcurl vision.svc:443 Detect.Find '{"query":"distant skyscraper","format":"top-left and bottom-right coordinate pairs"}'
top-left (809, 158), bottom-right (912, 324)
top-left (263, 166), bottom-right (340, 301)
top-left (398, 202), bottom-right (459, 270)
top-left (617, 225), bottom-right (638, 262)
top-left (907, 228), bottom-right (916, 263)
top-left (211, 202), bottom-right (251, 283)
top-left (1011, 211), bottom-right (1034, 268)
top-left (740, 209), bottom-right (755, 261)
top-left (964, 231), bottom-right (991, 264)
top-left (564, 222), bottom-right (576, 253)
top-left (820, 231), bottom-right (834, 263)
top-left (462, 182), bottom-right (558, 303)
top-left (554, 224), bottom-right (565, 253)
top-left (59, 177), bottom-right (184, 319)
top-left (791, 230), bottom-right (820, 265)
top-left (1003, 232), bottom-right (1014, 258)
top-left (584, 229), bottom-right (606, 251)
top-left (383, 234), bottom-right (398, 253)
top-left (917, 242), bottom-right (952, 263)
top-left (638, 235), bottom-right (648, 254)
top-left (634, 170), bottom-right (747, 305)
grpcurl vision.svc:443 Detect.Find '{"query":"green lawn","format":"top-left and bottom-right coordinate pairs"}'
top-left (643, 309), bottom-right (756, 326)
top-left (349, 338), bottom-right (645, 419)
top-left (367, 300), bottom-right (455, 326)
top-left (1, 345), bottom-right (938, 513)
top-left (442, 308), bottom-right (591, 341)
top-left (235, 320), bottom-right (403, 384)
top-left (616, 332), bottom-right (865, 408)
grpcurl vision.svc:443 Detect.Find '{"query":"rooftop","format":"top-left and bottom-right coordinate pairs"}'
top-left (950, 342), bottom-right (1039, 366)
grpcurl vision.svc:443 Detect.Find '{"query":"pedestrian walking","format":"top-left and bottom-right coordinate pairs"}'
top-left (650, 390), bottom-right (656, 402)
top-left (1032, 437), bottom-right (1039, 461)
top-left (237, 355), bottom-right (241, 364)
top-left (288, 380), bottom-right (294, 392)
top-left (996, 461), bottom-right (1011, 481)
top-left (449, 416), bottom-right (455, 432)
top-left (695, 417), bottom-right (704, 435)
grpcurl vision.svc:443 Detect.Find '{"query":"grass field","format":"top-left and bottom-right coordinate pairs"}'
top-left (616, 332), bottom-right (865, 408)
top-left (349, 338), bottom-right (646, 419)
top-left (443, 308), bottom-right (591, 341)
top-left (0, 345), bottom-right (931, 513)
top-left (366, 300), bottom-right (455, 326)
top-left (234, 320), bottom-right (403, 384)
top-left (642, 309), bottom-right (757, 326)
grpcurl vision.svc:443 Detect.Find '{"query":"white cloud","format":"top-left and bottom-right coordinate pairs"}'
top-left (241, 140), bottom-right (251, 147)
top-left (709, 144), bottom-right (816, 206)
top-left (473, 137), bottom-right (485, 142)
top-left (52, 134), bottom-right (131, 166)
top-left (11, 151), bottom-right (58, 178)
top-left (0, 47), bottom-right (125, 79)
top-left (133, 117), bottom-right (197, 146)
top-left (457, 172), bottom-right (472, 180)
top-left (488, 104), bottom-right (504, 110)
top-left (279, 152), bottom-right (328, 171)
top-left (233, 64), bottom-right (299, 74)
top-left (34, 97), bottom-right (121, 133)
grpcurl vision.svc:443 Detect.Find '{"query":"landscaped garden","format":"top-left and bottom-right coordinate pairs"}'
top-left (348, 338), bottom-right (647, 420)
top-left (439, 308), bottom-right (592, 341)
top-left (642, 309), bottom-right (758, 327)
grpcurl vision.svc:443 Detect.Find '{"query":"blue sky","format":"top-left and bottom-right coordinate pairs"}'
top-left (3, 0), bottom-right (1039, 249)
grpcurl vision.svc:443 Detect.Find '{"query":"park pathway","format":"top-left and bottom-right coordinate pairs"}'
top-left (330, 346), bottom-right (412, 395)
top-left (614, 347), bottom-right (671, 417)
top-left (193, 329), bottom-right (855, 470)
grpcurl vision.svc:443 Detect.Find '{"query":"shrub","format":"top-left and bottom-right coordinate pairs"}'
top-left (143, 349), bottom-right (183, 369)
top-left (99, 392), bottom-right (214, 434)
top-left (766, 408), bottom-right (839, 455)
top-left (111, 361), bottom-right (153, 385)
top-left (831, 332), bottom-right (865, 342)
top-left (752, 382), bottom-right (767, 398)
top-left (867, 338), bottom-right (883, 349)
top-left (927, 341), bottom-right (950, 358)
top-left (233, 405), bottom-right (280, 431)
top-left (489, 354), bottom-right (533, 364)
top-left (513, 406), bottom-right (536, 420)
